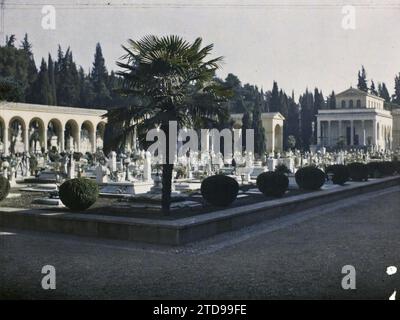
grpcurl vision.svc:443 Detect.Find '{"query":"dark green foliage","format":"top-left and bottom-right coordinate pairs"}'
top-left (347, 162), bottom-right (369, 181)
top-left (394, 73), bottom-right (400, 105)
top-left (252, 92), bottom-right (266, 156)
top-left (201, 175), bottom-right (239, 206)
top-left (0, 77), bottom-right (24, 101)
top-left (295, 166), bottom-right (326, 190)
top-left (325, 164), bottom-right (349, 185)
top-left (378, 82), bottom-right (391, 103)
top-left (299, 89), bottom-right (316, 149)
top-left (59, 178), bottom-right (99, 210)
top-left (256, 171), bottom-right (289, 197)
top-left (30, 58), bottom-right (51, 105)
top-left (91, 43), bottom-right (110, 107)
top-left (0, 176), bottom-right (10, 202)
top-left (370, 80), bottom-right (378, 95)
top-left (328, 91), bottom-right (336, 109)
top-left (357, 66), bottom-right (368, 92)
top-left (367, 161), bottom-right (397, 178)
top-left (73, 152), bottom-right (83, 161)
top-left (275, 163), bottom-right (291, 174)
top-left (48, 148), bottom-right (61, 162)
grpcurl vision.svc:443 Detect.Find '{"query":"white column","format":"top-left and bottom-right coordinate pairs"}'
top-left (372, 120), bottom-right (377, 148)
top-left (350, 120), bottom-right (354, 146)
top-left (338, 121), bottom-right (342, 144)
top-left (328, 121), bottom-right (332, 146)
top-left (361, 120), bottom-right (366, 146)
top-left (60, 123), bottom-right (65, 152)
top-left (43, 128), bottom-right (47, 152)
top-left (4, 124), bottom-right (9, 155)
top-left (317, 119), bottom-right (321, 145)
top-left (24, 126), bottom-right (29, 152)
top-left (76, 127), bottom-right (81, 152)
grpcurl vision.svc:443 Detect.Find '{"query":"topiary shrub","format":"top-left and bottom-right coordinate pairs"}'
top-left (379, 161), bottom-right (397, 176)
top-left (347, 162), bottom-right (369, 182)
top-left (256, 171), bottom-right (289, 197)
top-left (201, 175), bottom-right (239, 206)
top-left (367, 161), bottom-right (381, 178)
top-left (0, 176), bottom-right (10, 201)
top-left (59, 178), bottom-right (99, 211)
top-left (325, 164), bottom-right (350, 185)
top-left (295, 166), bottom-right (326, 190)
top-left (275, 164), bottom-right (291, 175)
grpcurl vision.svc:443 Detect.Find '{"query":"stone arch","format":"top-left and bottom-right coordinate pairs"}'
top-left (8, 116), bottom-right (27, 154)
top-left (81, 120), bottom-right (95, 153)
top-left (65, 119), bottom-right (79, 152)
top-left (28, 117), bottom-right (46, 153)
top-left (47, 119), bottom-right (63, 151)
top-left (96, 121), bottom-right (106, 150)
top-left (274, 124), bottom-right (282, 152)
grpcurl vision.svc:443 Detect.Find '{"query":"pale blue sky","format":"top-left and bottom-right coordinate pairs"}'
top-left (3, 0), bottom-right (400, 98)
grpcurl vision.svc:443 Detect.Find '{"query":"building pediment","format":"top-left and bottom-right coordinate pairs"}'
top-left (336, 87), bottom-right (385, 101)
top-left (336, 87), bottom-right (368, 98)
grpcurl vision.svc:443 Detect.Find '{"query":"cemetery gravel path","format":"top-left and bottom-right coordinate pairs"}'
top-left (0, 185), bottom-right (400, 299)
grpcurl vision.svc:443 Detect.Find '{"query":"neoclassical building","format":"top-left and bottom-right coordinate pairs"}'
top-left (316, 87), bottom-right (397, 150)
top-left (231, 112), bottom-right (285, 153)
top-left (0, 102), bottom-right (107, 155)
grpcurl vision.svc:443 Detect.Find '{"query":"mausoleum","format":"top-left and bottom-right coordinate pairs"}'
top-left (316, 87), bottom-right (396, 150)
top-left (231, 112), bottom-right (285, 153)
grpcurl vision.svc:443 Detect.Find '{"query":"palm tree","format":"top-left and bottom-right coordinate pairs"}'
top-left (106, 35), bottom-right (230, 213)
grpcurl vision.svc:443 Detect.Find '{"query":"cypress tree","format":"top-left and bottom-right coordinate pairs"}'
top-left (357, 66), bottom-right (368, 92)
top-left (252, 92), bottom-right (266, 156)
top-left (48, 54), bottom-right (57, 105)
top-left (370, 80), bottom-right (378, 95)
top-left (270, 81), bottom-right (280, 112)
top-left (31, 58), bottom-right (51, 105)
top-left (241, 107), bottom-right (251, 150)
top-left (328, 91), bottom-right (336, 109)
top-left (378, 82), bottom-right (391, 103)
top-left (20, 34), bottom-right (38, 102)
top-left (394, 73), bottom-right (400, 105)
top-left (91, 43), bottom-right (110, 107)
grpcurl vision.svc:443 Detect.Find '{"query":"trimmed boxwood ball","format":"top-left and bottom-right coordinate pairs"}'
top-left (201, 175), bottom-right (239, 206)
top-left (379, 161), bottom-right (397, 176)
top-left (325, 164), bottom-right (350, 185)
top-left (295, 166), bottom-right (326, 190)
top-left (256, 171), bottom-right (289, 197)
top-left (367, 161), bottom-right (381, 178)
top-left (347, 162), bottom-right (369, 182)
top-left (0, 176), bottom-right (10, 202)
top-left (59, 178), bottom-right (99, 211)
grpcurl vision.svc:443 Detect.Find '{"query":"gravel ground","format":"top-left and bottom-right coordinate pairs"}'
top-left (0, 185), bottom-right (399, 300)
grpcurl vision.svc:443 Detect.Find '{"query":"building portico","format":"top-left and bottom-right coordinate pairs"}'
top-left (317, 88), bottom-right (393, 150)
top-left (0, 102), bottom-right (107, 155)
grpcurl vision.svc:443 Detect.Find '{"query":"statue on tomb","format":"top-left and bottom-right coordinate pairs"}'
top-left (96, 159), bottom-right (110, 183)
top-left (13, 124), bottom-right (25, 153)
top-left (80, 129), bottom-right (91, 153)
top-left (66, 135), bottom-right (74, 151)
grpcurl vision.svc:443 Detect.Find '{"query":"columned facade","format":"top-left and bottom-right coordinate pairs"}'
top-left (0, 102), bottom-right (107, 155)
top-left (316, 88), bottom-right (394, 151)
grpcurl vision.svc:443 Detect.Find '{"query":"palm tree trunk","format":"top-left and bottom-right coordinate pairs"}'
top-left (161, 117), bottom-right (174, 215)
top-left (161, 163), bottom-right (173, 214)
